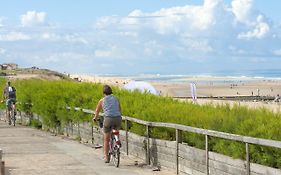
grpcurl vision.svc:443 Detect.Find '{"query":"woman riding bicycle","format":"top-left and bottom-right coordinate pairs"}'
top-left (93, 85), bottom-right (122, 163)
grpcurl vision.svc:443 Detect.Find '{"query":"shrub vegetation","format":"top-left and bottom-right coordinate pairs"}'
top-left (0, 78), bottom-right (280, 168)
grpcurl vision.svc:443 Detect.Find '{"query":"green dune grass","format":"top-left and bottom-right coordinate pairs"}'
top-left (0, 78), bottom-right (280, 168)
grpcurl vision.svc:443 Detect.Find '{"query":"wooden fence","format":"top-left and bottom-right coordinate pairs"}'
top-left (3, 107), bottom-right (279, 174)
top-left (0, 148), bottom-right (4, 175)
top-left (68, 107), bottom-right (281, 175)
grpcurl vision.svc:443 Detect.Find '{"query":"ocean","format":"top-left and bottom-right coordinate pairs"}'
top-left (100, 69), bottom-right (281, 83)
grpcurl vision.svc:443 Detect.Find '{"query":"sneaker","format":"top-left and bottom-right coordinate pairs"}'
top-left (104, 156), bottom-right (110, 163)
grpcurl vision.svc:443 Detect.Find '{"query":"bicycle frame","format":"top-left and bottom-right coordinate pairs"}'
top-left (109, 129), bottom-right (121, 167)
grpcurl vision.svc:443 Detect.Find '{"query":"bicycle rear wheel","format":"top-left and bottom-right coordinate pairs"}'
top-left (111, 146), bottom-right (120, 167)
top-left (11, 108), bottom-right (16, 126)
top-left (7, 109), bottom-right (11, 125)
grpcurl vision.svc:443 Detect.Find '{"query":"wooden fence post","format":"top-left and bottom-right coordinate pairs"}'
top-left (205, 135), bottom-right (209, 175)
top-left (246, 143), bottom-right (250, 175)
top-left (176, 129), bottom-right (182, 175)
top-left (91, 123), bottom-right (94, 144)
top-left (146, 124), bottom-right (150, 165)
top-left (125, 119), bottom-right (129, 156)
top-left (0, 149), bottom-right (4, 175)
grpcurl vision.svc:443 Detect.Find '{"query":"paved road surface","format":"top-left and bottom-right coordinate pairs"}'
top-left (0, 120), bottom-right (173, 175)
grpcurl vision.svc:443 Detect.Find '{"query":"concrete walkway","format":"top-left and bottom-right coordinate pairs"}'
top-left (0, 120), bottom-right (173, 175)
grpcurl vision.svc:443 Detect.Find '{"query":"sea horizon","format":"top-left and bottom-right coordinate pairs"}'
top-left (80, 69), bottom-right (281, 83)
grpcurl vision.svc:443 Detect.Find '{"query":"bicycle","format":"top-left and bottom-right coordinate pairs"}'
top-left (94, 116), bottom-right (122, 167)
top-left (1, 100), bottom-right (16, 126)
top-left (8, 102), bottom-right (16, 126)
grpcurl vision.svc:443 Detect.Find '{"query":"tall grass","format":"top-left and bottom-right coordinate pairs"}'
top-left (0, 78), bottom-right (280, 168)
top-left (0, 78), bottom-right (6, 109)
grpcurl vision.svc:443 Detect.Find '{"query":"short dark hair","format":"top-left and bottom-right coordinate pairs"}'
top-left (103, 85), bottom-right (112, 95)
top-left (7, 81), bottom-right (11, 86)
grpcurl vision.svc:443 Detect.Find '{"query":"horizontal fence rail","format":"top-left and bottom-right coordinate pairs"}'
top-left (67, 106), bottom-right (281, 174)
top-left (67, 106), bottom-right (281, 149)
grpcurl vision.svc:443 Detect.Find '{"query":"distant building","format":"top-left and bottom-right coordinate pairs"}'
top-left (31, 66), bottom-right (39, 69)
top-left (0, 63), bottom-right (18, 70)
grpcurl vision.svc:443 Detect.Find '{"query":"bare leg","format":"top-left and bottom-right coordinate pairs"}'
top-left (104, 132), bottom-right (110, 162)
top-left (5, 108), bottom-right (8, 122)
top-left (13, 103), bottom-right (16, 115)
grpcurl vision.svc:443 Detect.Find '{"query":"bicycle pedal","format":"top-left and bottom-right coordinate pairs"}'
top-left (93, 145), bottom-right (102, 149)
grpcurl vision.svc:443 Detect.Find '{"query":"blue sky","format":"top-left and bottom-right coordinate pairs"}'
top-left (0, 0), bottom-right (281, 75)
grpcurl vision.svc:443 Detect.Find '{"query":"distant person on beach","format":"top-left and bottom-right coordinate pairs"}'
top-left (93, 85), bottom-right (122, 163)
top-left (257, 88), bottom-right (260, 96)
top-left (274, 94), bottom-right (280, 102)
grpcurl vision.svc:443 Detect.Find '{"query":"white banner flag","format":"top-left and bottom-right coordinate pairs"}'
top-left (190, 82), bottom-right (197, 103)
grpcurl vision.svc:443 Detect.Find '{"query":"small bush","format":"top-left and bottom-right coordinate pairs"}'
top-left (31, 119), bottom-right (42, 129)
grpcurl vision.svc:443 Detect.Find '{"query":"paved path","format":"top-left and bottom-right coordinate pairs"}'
top-left (0, 120), bottom-right (173, 175)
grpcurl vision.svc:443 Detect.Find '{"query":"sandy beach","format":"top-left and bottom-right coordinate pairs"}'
top-left (70, 74), bottom-right (130, 86)
top-left (71, 74), bottom-right (281, 97)
top-left (70, 74), bottom-right (281, 113)
top-left (152, 79), bottom-right (281, 97)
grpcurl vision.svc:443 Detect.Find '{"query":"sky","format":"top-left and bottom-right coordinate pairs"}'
top-left (0, 0), bottom-right (281, 75)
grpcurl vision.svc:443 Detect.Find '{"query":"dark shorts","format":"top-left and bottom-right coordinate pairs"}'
top-left (103, 116), bottom-right (122, 133)
top-left (6, 98), bottom-right (16, 109)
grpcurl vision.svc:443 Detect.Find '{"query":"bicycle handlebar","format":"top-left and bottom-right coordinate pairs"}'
top-left (93, 116), bottom-right (104, 128)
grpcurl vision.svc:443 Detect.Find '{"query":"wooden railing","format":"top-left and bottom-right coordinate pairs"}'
top-left (69, 107), bottom-right (281, 174)
top-left (0, 148), bottom-right (4, 175)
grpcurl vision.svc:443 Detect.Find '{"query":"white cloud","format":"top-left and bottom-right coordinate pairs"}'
top-left (273, 49), bottom-right (281, 56)
top-left (117, 32), bottom-right (138, 37)
top-left (21, 11), bottom-right (47, 27)
top-left (91, 0), bottom-right (277, 67)
top-left (228, 45), bottom-right (246, 54)
top-left (65, 34), bottom-right (88, 44)
top-left (153, 0), bottom-right (222, 32)
top-left (41, 32), bottom-right (60, 41)
top-left (95, 0), bottom-right (227, 34)
top-left (0, 48), bottom-right (6, 54)
top-left (184, 39), bottom-right (213, 53)
top-left (40, 32), bottom-right (88, 44)
top-left (0, 32), bottom-right (30, 41)
top-left (95, 50), bottom-right (112, 57)
top-left (238, 15), bottom-right (270, 39)
top-left (0, 17), bottom-right (4, 27)
top-left (2, 0), bottom-right (280, 74)
top-left (143, 40), bottom-right (163, 56)
top-left (94, 45), bottom-right (130, 58)
top-left (96, 16), bottom-right (119, 29)
top-left (46, 52), bottom-right (91, 63)
top-left (231, 0), bottom-right (253, 23)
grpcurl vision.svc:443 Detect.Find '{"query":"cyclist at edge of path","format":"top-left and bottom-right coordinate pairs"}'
top-left (93, 85), bottom-right (122, 163)
top-left (2, 81), bottom-right (17, 121)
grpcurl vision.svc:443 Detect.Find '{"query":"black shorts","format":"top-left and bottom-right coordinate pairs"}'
top-left (6, 98), bottom-right (16, 108)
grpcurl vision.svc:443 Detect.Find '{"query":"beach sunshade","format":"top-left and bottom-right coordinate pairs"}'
top-left (123, 81), bottom-right (159, 95)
